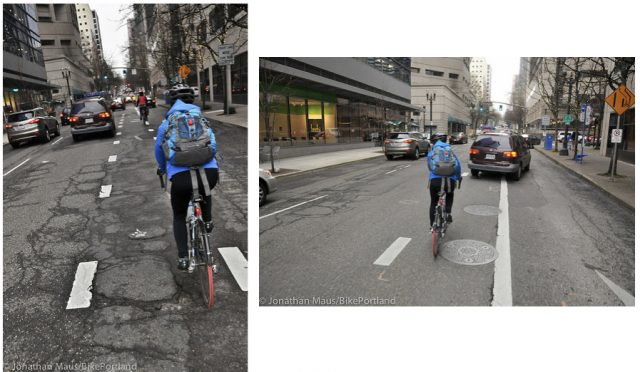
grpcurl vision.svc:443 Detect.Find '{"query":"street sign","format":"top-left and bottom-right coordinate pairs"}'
top-left (605, 84), bottom-right (635, 115)
top-left (178, 65), bottom-right (191, 79)
top-left (611, 129), bottom-right (623, 143)
top-left (563, 114), bottom-right (573, 124)
top-left (542, 115), bottom-right (550, 127)
top-left (219, 44), bottom-right (235, 65)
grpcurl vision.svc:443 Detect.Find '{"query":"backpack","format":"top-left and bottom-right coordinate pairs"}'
top-left (429, 144), bottom-right (456, 177)
top-left (162, 107), bottom-right (214, 167)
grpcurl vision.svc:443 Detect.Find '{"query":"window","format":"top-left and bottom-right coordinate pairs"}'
top-left (41, 39), bottom-right (54, 46)
top-left (411, 67), bottom-right (420, 73)
top-left (425, 69), bottom-right (444, 77)
top-left (60, 39), bottom-right (71, 46)
top-left (449, 73), bottom-right (459, 79)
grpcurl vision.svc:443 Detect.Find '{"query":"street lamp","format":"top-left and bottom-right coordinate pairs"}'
top-left (426, 92), bottom-right (436, 136)
top-left (61, 67), bottom-right (72, 107)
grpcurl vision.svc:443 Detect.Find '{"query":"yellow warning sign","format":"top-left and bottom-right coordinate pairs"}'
top-left (605, 84), bottom-right (635, 116)
top-left (178, 65), bottom-right (191, 79)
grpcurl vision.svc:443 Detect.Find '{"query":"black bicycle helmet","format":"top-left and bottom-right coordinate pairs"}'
top-left (169, 86), bottom-right (195, 105)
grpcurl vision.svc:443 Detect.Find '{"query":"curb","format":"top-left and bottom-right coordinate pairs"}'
top-left (534, 147), bottom-right (634, 211)
top-left (264, 153), bottom-right (386, 180)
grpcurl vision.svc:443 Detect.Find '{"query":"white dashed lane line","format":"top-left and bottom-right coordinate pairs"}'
top-left (218, 247), bottom-right (248, 291)
top-left (373, 237), bottom-right (412, 266)
top-left (113, 140), bottom-right (120, 145)
top-left (385, 169), bottom-right (398, 174)
top-left (99, 185), bottom-right (112, 198)
top-left (3, 158), bottom-right (31, 177)
top-left (259, 195), bottom-right (328, 220)
top-left (116, 132), bottom-right (122, 136)
top-left (134, 136), bottom-right (143, 141)
top-left (51, 137), bottom-right (64, 146)
top-left (108, 155), bottom-right (117, 162)
top-left (66, 261), bottom-right (98, 309)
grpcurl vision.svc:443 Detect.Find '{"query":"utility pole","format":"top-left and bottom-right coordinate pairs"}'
top-left (572, 71), bottom-right (581, 160)
top-left (62, 67), bottom-right (72, 107)
top-left (426, 92), bottom-right (436, 136)
top-left (560, 72), bottom-right (574, 156)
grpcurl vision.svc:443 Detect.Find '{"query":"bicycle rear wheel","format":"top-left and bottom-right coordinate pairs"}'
top-left (431, 227), bottom-right (438, 257)
top-left (195, 221), bottom-right (214, 309)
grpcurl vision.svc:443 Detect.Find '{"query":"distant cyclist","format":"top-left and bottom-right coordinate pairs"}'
top-left (155, 97), bottom-right (218, 271)
top-left (136, 91), bottom-right (148, 120)
top-left (427, 140), bottom-right (462, 228)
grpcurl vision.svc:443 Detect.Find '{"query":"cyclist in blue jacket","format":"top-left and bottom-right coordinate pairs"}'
top-left (426, 140), bottom-right (462, 228)
top-left (155, 98), bottom-right (219, 271)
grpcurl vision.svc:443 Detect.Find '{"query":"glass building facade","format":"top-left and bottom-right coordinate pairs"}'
top-left (260, 58), bottom-right (416, 147)
top-left (3, 4), bottom-right (53, 114)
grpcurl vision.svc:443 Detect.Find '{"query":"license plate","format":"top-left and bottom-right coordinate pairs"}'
top-left (85, 118), bottom-right (94, 124)
top-left (485, 154), bottom-right (495, 160)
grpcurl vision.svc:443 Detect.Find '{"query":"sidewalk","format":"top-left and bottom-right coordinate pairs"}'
top-left (259, 146), bottom-right (385, 178)
top-left (158, 101), bottom-right (247, 128)
top-left (535, 144), bottom-right (634, 210)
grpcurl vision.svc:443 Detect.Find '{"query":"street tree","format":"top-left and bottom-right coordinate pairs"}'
top-left (259, 59), bottom-right (292, 173)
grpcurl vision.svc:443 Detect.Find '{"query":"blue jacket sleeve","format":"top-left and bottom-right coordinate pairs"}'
top-left (209, 128), bottom-right (217, 156)
top-left (154, 120), bottom-right (167, 171)
top-left (455, 156), bottom-right (462, 179)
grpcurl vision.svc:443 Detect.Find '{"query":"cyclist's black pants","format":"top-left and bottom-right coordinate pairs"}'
top-left (429, 177), bottom-right (455, 226)
top-left (170, 168), bottom-right (219, 258)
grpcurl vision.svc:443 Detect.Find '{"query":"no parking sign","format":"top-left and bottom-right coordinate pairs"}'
top-left (611, 129), bottom-right (623, 143)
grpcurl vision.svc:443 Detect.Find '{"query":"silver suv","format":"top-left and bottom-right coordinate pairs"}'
top-left (5, 107), bottom-right (60, 148)
top-left (384, 132), bottom-right (431, 160)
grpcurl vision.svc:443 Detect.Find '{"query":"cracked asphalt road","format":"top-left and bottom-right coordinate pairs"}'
top-left (3, 104), bottom-right (247, 371)
top-left (259, 144), bottom-right (634, 306)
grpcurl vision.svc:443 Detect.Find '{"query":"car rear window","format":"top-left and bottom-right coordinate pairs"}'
top-left (472, 135), bottom-right (512, 150)
top-left (7, 111), bottom-right (36, 122)
top-left (389, 133), bottom-right (410, 139)
top-left (72, 101), bottom-right (105, 114)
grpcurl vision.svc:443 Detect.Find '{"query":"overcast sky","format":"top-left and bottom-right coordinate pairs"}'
top-left (486, 57), bottom-right (522, 106)
top-left (90, 2), bottom-right (131, 75)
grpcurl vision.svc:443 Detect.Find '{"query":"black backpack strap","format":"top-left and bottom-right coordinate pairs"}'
top-left (198, 167), bottom-right (211, 197)
top-left (189, 168), bottom-right (201, 200)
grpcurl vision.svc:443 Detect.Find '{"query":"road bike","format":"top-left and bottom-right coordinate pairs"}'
top-left (159, 168), bottom-right (217, 309)
top-left (139, 105), bottom-right (149, 125)
top-left (430, 177), bottom-right (460, 258)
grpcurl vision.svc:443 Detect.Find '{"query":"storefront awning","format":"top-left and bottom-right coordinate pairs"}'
top-left (448, 115), bottom-right (470, 126)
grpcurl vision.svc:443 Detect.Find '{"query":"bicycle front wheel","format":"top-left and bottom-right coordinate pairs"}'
top-left (195, 221), bottom-right (214, 309)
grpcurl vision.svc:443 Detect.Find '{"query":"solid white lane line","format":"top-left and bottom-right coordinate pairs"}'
top-left (218, 247), bottom-right (248, 291)
top-left (385, 169), bottom-right (398, 174)
top-left (374, 237), bottom-right (412, 266)
top-left (148, 128), bottom-right (154, 132)
top-left (205, 109), bottom-right (224, 114)
top-left (66, 261), bottom-right (98, 309)
top-left (492, 177), bottom-right (513, 306)
top-left (259, 195), bottom-right (328, 220)
top-left (134, 136), bottom-right (143, 141)
top-left (99, 185), bottom-right (112, 198)
top-left (118, 125), bottom-right (123, 128)
top-left (595, 270), bottom-right (635, 306)
top-left (113, 140), bottom-right (120, 145)
top-left (130, 121), bottom-right (137, 123)
top-left (51, 137), bottom-right (64, 146)
top-left (108, 155), bottom-right (117, 162)
top-left (3, 158), bottom-right (31, 177)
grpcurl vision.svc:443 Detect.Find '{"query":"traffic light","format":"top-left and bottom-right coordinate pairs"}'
top-left (123, 69), bottom-right (127, 75)
top-left (479, 104), bottom-right (484, 112)
top-left (499, 105), bottom-right (503, 111)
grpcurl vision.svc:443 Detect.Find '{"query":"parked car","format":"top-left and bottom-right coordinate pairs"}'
top-left (384, 132), bottom-right (430, 160)
top-left (5, 107), bottom-right (61, 148)
top-left (259, 168), bottom-right (278, 206)
top-left (468, 132), bottom-right (531, 181)
top-left (110, 98), bottom-right (125, 111)
top-left (191, 87), bottom-right (200, 97)
top-left (124, 95), bottom-right (133, 103)
top-left (430, 132), bottom-right (448, 144)
top-left (169, 85), bottom-right (195, 104)
top-left (59, 107), bottom-right (71, 125)
top-left (449, 131), bottom-right (468, 144)
top-left (145, 95), bottom-right (157, 108)
top-left (68, 98), bottom-right (116, 142)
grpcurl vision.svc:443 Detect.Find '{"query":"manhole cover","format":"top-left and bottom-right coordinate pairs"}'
top-left (440, 240), bottom-right (498, 265)
top-left (464, 205), bottom-right (501, 216)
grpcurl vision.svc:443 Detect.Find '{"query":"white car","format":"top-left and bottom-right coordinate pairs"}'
top-left (192, 87), bottom-right (200, 97)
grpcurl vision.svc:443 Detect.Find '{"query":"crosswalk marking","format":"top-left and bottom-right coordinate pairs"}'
top-left (218, 247), bottom-right (247, 291)
top-left (66, 261), bottom-right (98, 309)
top-left (374, 237), bottom-right (411, 266)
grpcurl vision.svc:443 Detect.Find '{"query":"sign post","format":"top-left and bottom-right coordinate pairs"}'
top-left (605, 84), bottom-right (635, 181)
top-left (219, 44), bottom-right (235, 115)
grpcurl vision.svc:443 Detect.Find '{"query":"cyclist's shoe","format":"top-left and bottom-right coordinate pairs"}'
top-left (205, 221), bottom-right (214, 233)
top-left (446, 214), bottom-right (453, 223)
top-left (188, 259), bottom-right (196, 273)
top-left (177, 258), bottom-right (189, 271)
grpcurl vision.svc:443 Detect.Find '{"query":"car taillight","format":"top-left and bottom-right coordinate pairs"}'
top-left (29, 118), bottom-right (41, 124)
top-left (98, 112), bottom-right (111, 118)
top-left (384, 140), bottom-right (390, 144)
top-left (5, 124), bottom-right (13, 129)
top-left (503, 151), bottom-right (518, 158)
top-left (469, 148), bottom-right (480, 155)
top-left (69, 116), bottom-right (79, 123)
top-left (403, 139), bottom-right (415, 143)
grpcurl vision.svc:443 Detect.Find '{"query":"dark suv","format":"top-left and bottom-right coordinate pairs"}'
top-left (68, 98), bottom-right (116, 141)
top-left (468, 132), bottom-right (531, 180)
top-left (5, 107), bottom-right (60, 148)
